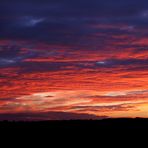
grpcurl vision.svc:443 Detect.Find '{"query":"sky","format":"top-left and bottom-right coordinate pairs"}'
top-left (0, 0), bottom-right (148, 120)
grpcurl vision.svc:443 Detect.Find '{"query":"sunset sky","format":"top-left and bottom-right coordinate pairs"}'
top-left (0, 0), bottom-right (148, 120)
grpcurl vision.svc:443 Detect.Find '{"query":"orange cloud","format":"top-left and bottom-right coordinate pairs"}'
top-left (0, 28), bottom-right (148, 119)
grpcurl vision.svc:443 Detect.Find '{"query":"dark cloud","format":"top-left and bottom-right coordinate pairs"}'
top-left (0, 43), bottom-right (42, 67)
top-left (0, 98), bottom-right (16, 101)
top-left (1, 0), bottom-right (148, 45)
top-left (0, 111), bottom-right (107, 121)
top-left (96, 58), bottom-right (148, 68)
top-left (1, 0), bottom-right (148, 17)
top-left (8, 58), bottom-right (148, 73)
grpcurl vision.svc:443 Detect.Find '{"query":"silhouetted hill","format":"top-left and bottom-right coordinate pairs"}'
top-left (0, 118), bottom-right (148, 130)
top-left (0, 118), bottom-right (147, 142)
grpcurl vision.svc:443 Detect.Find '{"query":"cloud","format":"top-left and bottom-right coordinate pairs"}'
top-left (0, 42), bottom-right (45, 67)
top-left (19, 16), bottom-right (45, 27)
top-left (0, 111), bottom-right (106, 121)
top-left (70, 104), bottom-right (136, 112)
top-left (104, 90), bottom-right (148, 97)
top-left (0, 90), bottom-right (147, 116)
top-left (0, 0), bottom-right (148, 119)
top-left (96, 58), bottom-right (148, 67)
top-left (1, 0), bottom-right (148, 45)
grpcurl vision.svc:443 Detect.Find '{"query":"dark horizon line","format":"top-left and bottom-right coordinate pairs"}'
top-left (0, 117), bottom-right (147, 122)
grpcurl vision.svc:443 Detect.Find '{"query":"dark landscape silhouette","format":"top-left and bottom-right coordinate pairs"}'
top-left (0, 118), bottom-right (148, 130)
